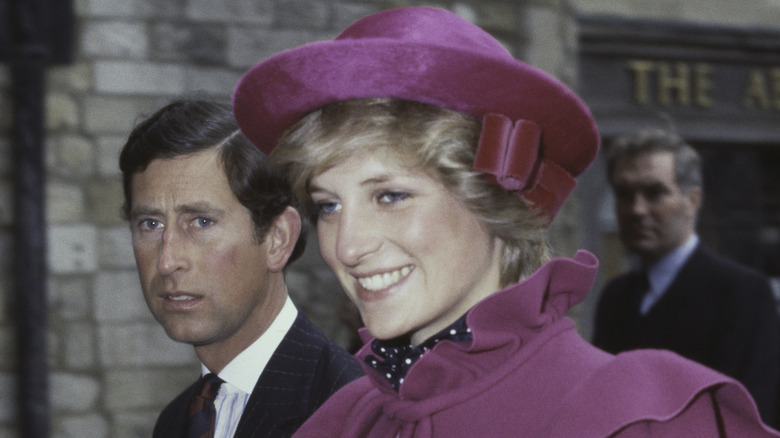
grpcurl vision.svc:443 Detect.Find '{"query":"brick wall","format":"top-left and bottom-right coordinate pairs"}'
top-left (1, 1), bottom-right (777, 437)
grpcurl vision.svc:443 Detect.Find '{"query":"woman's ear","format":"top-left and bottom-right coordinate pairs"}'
top-left (265, 206), bottom-right (302, 272)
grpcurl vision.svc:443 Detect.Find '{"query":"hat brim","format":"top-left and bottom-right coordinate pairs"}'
top-left (234, 38), bottom-right (598, 176)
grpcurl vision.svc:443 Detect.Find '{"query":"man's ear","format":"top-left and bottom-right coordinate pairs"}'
top-left (687, 185), bottom-right (703, 213)
top-left (265, 206), bottom-right (302, 272)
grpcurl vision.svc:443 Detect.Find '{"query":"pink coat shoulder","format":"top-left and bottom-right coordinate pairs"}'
top-left (293, 377), bottom-right (374, 437)
top-left (548, 349), bottom-right (780, 437)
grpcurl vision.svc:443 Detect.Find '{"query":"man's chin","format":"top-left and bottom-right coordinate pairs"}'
top-left (623, 238), bottom-right (657, 255)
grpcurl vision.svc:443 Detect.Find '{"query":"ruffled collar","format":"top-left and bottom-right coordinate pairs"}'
top-left (355, 250), bottom-right (599, 401)
top-left (364, 314), bottom-right (472, 391)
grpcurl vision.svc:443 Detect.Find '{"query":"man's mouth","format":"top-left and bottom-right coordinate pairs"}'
top-left (167, 295), bottom-right (197, 301)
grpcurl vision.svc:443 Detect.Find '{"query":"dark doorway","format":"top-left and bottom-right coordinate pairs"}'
top-left (695, 143), bottom-right (780, 278)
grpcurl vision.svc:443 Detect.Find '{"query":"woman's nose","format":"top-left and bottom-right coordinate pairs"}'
top-left (334, 207), bottom-right (381, 267)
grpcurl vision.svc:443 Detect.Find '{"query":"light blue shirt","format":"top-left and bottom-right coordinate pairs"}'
top-left (201, 296), bottom-right (297, 438)
top-left (640, 234), bottom-right (699, 315)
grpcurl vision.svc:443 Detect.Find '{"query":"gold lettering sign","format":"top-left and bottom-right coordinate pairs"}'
top-left (627, 60), bottom-right (713, 108)
top-left (742, 68), bottom-right (780, 109)
top-left (627, 60), bottom-right (780, 110)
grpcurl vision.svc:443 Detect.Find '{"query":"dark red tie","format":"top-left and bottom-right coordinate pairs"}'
top-left (184, 373), bottom-right (224, 438)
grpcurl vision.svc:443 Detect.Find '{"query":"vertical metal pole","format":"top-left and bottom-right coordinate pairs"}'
top-left (10, 0), bottom-right (50, 436)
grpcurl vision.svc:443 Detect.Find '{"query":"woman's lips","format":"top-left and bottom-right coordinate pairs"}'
top-left (357, 266), bottom-right (413, 291)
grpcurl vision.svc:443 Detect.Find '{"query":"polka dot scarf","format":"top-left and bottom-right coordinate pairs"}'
top-left (364, 315), bottom-right (472, 391)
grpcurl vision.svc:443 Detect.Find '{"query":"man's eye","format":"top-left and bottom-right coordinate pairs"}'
top-left (193, 217), bottom-right (214, 228)
top-left (140, 219), bottom-right (162, 231)
top-left (612, 188), bottom-right (635, 204)
top-left (313, 201), bottom-right (341, 217)
top-left (643, 187), bottom-right (667, 202)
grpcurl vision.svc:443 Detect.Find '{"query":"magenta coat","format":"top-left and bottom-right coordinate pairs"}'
top-left (294, 251), bottom-right (779, 437)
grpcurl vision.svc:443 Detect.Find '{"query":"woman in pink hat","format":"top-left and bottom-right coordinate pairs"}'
top-left (233, 7), bottom-right (778, 438)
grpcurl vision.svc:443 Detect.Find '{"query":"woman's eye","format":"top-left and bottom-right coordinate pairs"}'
top-left (377, 191), bottom-right (409, 204)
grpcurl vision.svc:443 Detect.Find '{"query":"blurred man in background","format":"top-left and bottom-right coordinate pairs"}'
top-left (593, 128), bottom-right (780, 425)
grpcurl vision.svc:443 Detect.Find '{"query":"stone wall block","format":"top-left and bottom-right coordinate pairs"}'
top-left (54, 414), bottom-right (109, 438)
top-left (183, 66), bottom-right (242, 96)
top-left (81, 21), bottom-right (148, 59)
top-left (94, 62), bottom-right (187, 96)
top-left (228, 28), bottom-right (325, 69)
top-left (473, 2), bottom-right (521, 33)
top-left (97, 135), bottom-right (127, 178)
top-left (104, 367), bottom-right (200, 410)
top-left (522, 6), bottom-right (565, 77)
top-left (151, 23), bottom-right (227, 65)
top-left (51, 372), bottom-right (101, 412)
top-left (276, 0), bottom-right (331, 29)
top-left (332, 3), bottom-right (381, 29)
top-left (49, 224), bottom-right (99, 274)
top-left (47, 183), bottom-right (86, 223)
top-left (93, 271), bottom-right (147, 322)
top-left (49, 276), bottom-right (92, 320)
top-left (84, 96), bottom-right (167, 135)
top-left (98, 322), bottom-right (196, 366)
top-left (87, 179), bottom-right (124, 225)
top-left (98, 227), bottom-right (136, 269)
top-left (62, 321), bottom-right (97, 369)
top-left (53, 135), bottom-right (96, 179)
top-left (49, 62), bottom-right (92, 93)
top-left (46, 93), bottom-right (81, 131)
top-left (186, 0), bottom-right (274, 24)
top-left (111, 411), bottom-right (159, 438)
top-left (82, 0), bottom-right (185, 19)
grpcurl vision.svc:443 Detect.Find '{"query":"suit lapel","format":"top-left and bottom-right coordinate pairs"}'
top-left (649, 246), bottom-right (705, 312)
top-left (153, 377), bottom-right (200, 438)
top-left (233, 313), bottom-right (319, 438)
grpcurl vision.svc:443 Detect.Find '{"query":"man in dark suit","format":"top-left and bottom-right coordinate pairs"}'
top-left (593, 128), bottom-right (780, 425)
top-left (120, 99), bottom-right (363, 437)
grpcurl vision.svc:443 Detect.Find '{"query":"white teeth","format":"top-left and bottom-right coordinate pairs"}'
top-left (358, 266), bottom-right (412, 291)
top-left (168, 295), bottom-right (195, 301)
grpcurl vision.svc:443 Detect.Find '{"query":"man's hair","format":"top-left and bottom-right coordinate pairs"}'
top-left (606, 128), bottom-right (703, 192)
top-left (119, 99), bottom-right (306, 262)
top-left (271, 98), bottom-right (550, 287)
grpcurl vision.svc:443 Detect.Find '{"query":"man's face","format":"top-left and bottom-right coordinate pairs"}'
top-left (610, 151), bottom-right (701, 266)
top-left (129, 148), bottom-right (274, 359)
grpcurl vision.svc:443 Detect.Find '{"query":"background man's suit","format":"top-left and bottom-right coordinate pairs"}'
top-left (152, 312), bottom-right (363, 438)
top-left (594, 244), bottom-right (780, 424)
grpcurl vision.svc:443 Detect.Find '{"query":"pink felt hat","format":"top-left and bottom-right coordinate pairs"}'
top-left (233, 7), bottom-right (599, 220)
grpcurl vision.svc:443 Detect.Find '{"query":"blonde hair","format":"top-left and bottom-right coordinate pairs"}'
top-left (270, 98), bottom-right (550, 286)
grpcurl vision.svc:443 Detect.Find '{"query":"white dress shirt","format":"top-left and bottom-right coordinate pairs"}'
top-left (640, 234), bottom-right (699, 315)
top-left (200, 296), bottom-right (297, 438)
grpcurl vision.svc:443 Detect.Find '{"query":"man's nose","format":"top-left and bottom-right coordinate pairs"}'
top-left (157, 227), bottom-right (190, 275)
top-left (629, 194), bottom-right (650, 215)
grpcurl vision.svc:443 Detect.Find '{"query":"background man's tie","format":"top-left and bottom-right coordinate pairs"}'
top-left (185, 373), bottom-right (224, 438)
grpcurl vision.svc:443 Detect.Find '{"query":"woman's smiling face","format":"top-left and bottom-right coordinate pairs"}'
top-left (309, 151), bottom-right (503, 345)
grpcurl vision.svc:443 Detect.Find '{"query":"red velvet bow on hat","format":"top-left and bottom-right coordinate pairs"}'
top-left (474, 114), bottom-right (577, 221)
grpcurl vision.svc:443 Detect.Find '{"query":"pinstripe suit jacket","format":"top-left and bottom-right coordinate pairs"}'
top-left (152, 311), bottom-right (363, 438)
